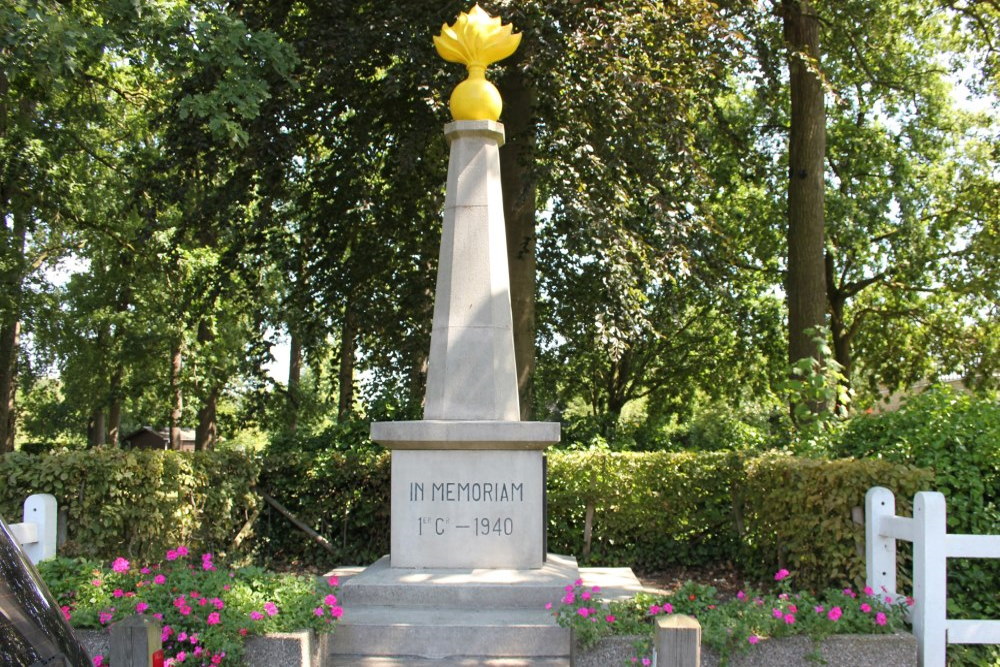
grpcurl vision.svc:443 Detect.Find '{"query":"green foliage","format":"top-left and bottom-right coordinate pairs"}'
top-left (253, 446), bottom-right (391, 568)
top-left (555, 575), bottom-right (909, 665)
top-left (738, 454), bottom-right (932, 591)
top-left (38, 551), bottom-right (340, 665)
top-left (830, 386), bottom-right (1000, 643)
top-left (0, 449), bottom-right (260, 562)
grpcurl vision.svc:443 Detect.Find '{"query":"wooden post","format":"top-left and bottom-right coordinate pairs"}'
top-left (865, 486), bottom-right (897, 596)
top-left (912, 491), bottom-right (947, 667)
top-left (111, 615), bottom-right (161, 667)
top-left (656, 614), bottom-right (701, 667)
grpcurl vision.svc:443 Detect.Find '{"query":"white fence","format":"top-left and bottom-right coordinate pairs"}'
top-left (866, 486), bottom-right (1000, 666)
top-left (7, 493), bottom-right (58, 564)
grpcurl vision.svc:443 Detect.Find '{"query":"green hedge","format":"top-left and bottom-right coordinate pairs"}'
top-left (0, 446), bottom-right (933, 592)
top-left (0, 448), bottom-right (259, 562)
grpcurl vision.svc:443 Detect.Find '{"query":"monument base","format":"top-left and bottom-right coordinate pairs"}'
top-left (390, 449), bottom-right (545, 569)
top-left (324, 554), bottom-right (578, 662)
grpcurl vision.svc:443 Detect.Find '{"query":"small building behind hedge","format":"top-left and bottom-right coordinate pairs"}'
top-left (122, 426), bottom-right (196, 452)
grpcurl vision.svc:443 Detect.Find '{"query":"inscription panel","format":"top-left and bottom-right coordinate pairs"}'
top-left (391, 449), bottom-right (544, 568)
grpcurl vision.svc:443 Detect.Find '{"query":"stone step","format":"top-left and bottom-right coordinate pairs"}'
top-left (323, 606), bottom-right (570, 660)
top-left (338, 554), bottom-right (579, 609)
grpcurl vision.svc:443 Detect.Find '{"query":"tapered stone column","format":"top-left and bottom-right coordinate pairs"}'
top-left (371, 120), bottom-right (558, 569)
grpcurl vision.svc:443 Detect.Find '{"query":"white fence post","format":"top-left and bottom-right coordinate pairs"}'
top-left (866, 486), bottom-right (897, 596)
top-left (911, 491), bottom-right (948, 667)
top-left (9, 493), bottom-right (58, 564)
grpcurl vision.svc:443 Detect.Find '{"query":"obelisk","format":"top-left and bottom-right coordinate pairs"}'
top-left (370, 5), bottom-right (559, 569)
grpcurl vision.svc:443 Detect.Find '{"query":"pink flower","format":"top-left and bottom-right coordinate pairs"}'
top-left (206, 612), bottom-right (221, 625)
top-left (814, 605), bottom-right (824, 614)
top-left (564, 584), bottom-right (573, 592)
top-left (828, 607), bottom-right (843, 621)
top-left (863, 586), bottom-right (874, 596)
top-left (153, 613), bottom-right (163, 620)
top-left (212, 598), bottom-right (224, 610)
top-left (876, 612), bottom-right (888, 626)
top-left (111, 558), bottom-right (130, 573)
top-left (162, 625), bottom-right (174, 639)
top-left (544, 602), bottom-right (552, 610)
top-left (574, 578), bottom-right (583, 586)
top-left (562, 593), bottom-right (576, 605)
top-left (250, 611), bottom-right (264, 621)
top-left (774, 569), bottom-right (790, 581)
top-left (263, 601), bottom-right (278, 618)
top-left (238, 628), bottom-right (247, 637)
top-left (61, 606), bottom-right (72, 621)
top-left (577, 607), bottom-right (590, 618)
top-left (327, 575), bottom-right (339, 587)
top-left (592, 586), bottom-right (601, 594)
top-left (135, 602), bottom-right (148, 614)
top-left (140, 567), bottom-right (150, 574)
top-left (177, 545), bottom-right (189, 557)
top-left (843, 588), bottom-right (857, 598)
top-left (663, 603), bottom-right (673, 614)
top-left (176, 651), bottom-right (187, 662)
top-left (314, 606), bottom-right (325, 616)
top-left (860, 603), bottom-right (872, 613)
top-left (581, 591), bottom-right (592, 600)
top-left (99, 612), bottom-right (113, 625)
top-left (93, 656), bottom-right (105, 667)
top-left (748, 635), bottom-right (760, 645)
top-left (605, 615), bottom-right (616, 623)
top-left (788, 604), bottom-right (798, 613)
top-left (884, 595), bottom-right (894, 604)
top-left (642, 659), bottom-right (651, 666)
top-left (648, 605), bottom-right (661, 615)
top-left (772, 608), bottom-right (783, 619)
top-left (330, 606), bottom-right (343, 618)
top-left (91, 579), bottom-right (102, 587)
top-left (737, 590), bottom-right (746, 601)
top-left (194, 646), bottom-right (204, 656)
top-left (324, 594), bottom-right (337, 606)
top-left (166, 550), bottom-right (178, 561)
top-left (153, 574), bottom-right (166, 585)
top-left (177, 632), bottom-right (188, 642)
top-left (784, 613), bottom-right (796, 625)
top-left (179, 605), bottom-right (192, 616)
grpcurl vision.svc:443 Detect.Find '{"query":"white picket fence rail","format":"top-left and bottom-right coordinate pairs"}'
top-left (866, 486), bottom-right (1000, 666)
top-left (7, 493), bottom-right (58, 564)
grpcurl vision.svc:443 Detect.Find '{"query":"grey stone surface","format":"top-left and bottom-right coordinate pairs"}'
top-left (700, 632), bottom-right (917, 667)
top-left (422, 121), bottom-right (519, 422)
top-left (76, 629), bottom-right (107, 661)
top-left (572, 635), bottom-right (644, 667)
top-left (389, 449), bottom-right (545, 569)
top-left (341, 554), bottom-right (580, 608)
top-left (370, 420), bottom-right (559, 450)
top-left (243, 631), bottom-right (317, 667)
top-left (322, 606), bottom-right (570, 660)
top-left (334, 658), bottom-right (569, 666)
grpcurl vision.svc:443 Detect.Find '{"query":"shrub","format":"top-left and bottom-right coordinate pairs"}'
top-left (0, 448), bottom-right (260, 562)
top-left (39, 548), bottom-right (341, 666)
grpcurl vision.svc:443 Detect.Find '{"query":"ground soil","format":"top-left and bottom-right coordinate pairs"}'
top-left (635, 562), bottom-right (748, 600)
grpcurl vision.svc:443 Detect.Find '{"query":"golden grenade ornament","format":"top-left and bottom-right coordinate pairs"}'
top-left (433, 4), bottom-right (521, 121)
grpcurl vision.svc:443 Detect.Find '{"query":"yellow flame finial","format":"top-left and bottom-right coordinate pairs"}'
top-left (434, 4), bottom-right (521, 121)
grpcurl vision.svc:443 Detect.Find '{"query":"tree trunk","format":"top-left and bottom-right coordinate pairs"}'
top-left (169, 338), bottom-right (183, 450)
top-left (287, 328), bottom-right (302, 433)
top-left (107, 365), bottom-right (123, 447)
top-left (195, 386), bottom-right (218, 451)
top-left (87, 408), bottom-right (106, 448)
top-left (337, 307), bottom-right (356, 421)
top-left (499, 57), bottom-right (538, 421)
top-left (783, 0), bottom-right (827, 368)
top-left (0, 207), bottom-right (26, 453)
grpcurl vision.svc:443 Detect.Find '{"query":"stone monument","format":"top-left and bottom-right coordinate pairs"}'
top-left (370, 3), bottom-right (559, 570)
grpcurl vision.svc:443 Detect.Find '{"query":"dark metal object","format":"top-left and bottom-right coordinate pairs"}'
top-left (0, 514), bottom-right (91, 667)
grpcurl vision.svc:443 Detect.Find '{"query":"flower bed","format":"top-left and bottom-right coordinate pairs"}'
top-left (39, 548), bottom-right (341, 666)
top-left (549, 569), bottom-right (914, 666)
